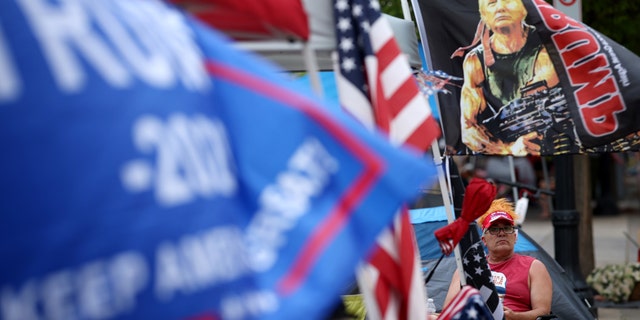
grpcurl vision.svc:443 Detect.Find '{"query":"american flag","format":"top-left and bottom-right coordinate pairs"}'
top-left (332, 0), bottom-right (440, 149)
top-left (355, 210), bottom-right (427, 320)
top-left (438, 285), bottom-right (494, 320)
top-left (332, 0), bottom-right (440, 319)
top-left (459, 239), bottom-right (505, 320)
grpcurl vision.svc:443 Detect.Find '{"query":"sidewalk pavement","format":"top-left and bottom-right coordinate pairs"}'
top-left (522, 210), bottom-right (640, 320)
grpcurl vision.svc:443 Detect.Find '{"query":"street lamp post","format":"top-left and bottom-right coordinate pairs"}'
top-left (552, 154), bottom-right (595, 315)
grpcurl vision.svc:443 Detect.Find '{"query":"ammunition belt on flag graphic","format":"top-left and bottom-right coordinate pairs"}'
top-left (482, 84), bottom-right (579, 154)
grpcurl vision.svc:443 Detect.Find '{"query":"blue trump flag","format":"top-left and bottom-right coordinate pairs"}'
top-left (0, 1), bottom-right (437, 320)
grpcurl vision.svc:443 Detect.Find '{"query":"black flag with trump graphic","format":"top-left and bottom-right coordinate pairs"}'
top-left (413, 0), bottom-right (640, 155)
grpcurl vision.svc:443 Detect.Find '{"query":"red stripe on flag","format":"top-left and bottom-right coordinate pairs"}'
top-left (405, 118), bottom-right (441, 151)
top-left (438, 286), bottom-right (481, 320)
top-left (204, 60), bottom-right (386, 295)
top-left (398, 211), bottom-right (418, 320)
top-left (367, 209), bottom-right (421, 320)
top-left (371, 247), bottom-right (395, 316)
top-left (376, 38), bottom-right (402, 70)
top-left (386, 79), bottom-right (421, 117)
top-left (373, 78), bottom-right (391, 134)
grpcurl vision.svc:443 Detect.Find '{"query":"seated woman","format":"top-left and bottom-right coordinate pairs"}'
top-left (443, 198), bottom-right (552, 320)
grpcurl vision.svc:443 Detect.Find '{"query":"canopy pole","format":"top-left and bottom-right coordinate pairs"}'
top-left (432, 142), bottom-right (466, 286)
top-left (400, 0), bottom-right (412, 20)
top-left (508, 156), bottom-right (519, 201)
top-left (302, 43), bottom-right (324, 97)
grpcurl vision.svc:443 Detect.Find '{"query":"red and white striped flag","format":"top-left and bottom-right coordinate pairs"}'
top-left (356, 210), bottom-right (429, 320)
top-left (438, 285), bottom-right (494, 320)
top-left (332, 0), bottom-right (440, 319)
top-left (333, 0), bottom-right (439, 150)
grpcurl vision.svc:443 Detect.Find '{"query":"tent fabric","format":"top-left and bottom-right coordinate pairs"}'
top-left (409, 206), bottom-right (448, 224)
top-left (170, 0), bottom-right (310, 41)
top-left (295, 71), bottom-right (341, 108)
top-left (236, 0), bottom-right (423, 71)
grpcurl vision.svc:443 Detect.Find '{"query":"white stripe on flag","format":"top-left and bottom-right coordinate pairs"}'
top-left (390, 94), bottom-right (432, 144)
top-left (334, 70), bottom-right (376, 129)
top-left (377, 223), bottom-right (399, 261)
top-left (380, 55), bottom-right (412, 98)
top-left (356, 263), bottom-right (383, 320)
top-left (370, 17), bottom-right (394, 52)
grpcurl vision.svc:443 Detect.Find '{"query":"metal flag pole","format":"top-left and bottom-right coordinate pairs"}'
top-left (402, 0), bottom-right (466, 285)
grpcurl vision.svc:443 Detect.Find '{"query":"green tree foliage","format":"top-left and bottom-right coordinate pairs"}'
top-left (582, 0), bottom-right (640, 55)
top-left (379, 0), bottom-right (404, 18)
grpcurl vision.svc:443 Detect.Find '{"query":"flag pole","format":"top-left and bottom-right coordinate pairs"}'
top-left (402, 0), bottom-right (466, 285)
top-left (508, 156), bottom-right (519, 202)
top-left (302, 43), bottom-right (325, 98)
top-left (400, 0), bottom-right (412, 19)
top-left (434, 144), bottom-right (466, 286)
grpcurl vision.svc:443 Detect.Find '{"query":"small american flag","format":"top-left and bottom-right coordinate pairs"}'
top-left (332, 0), bottom-right (440, 319)
top-left (460, 240), bottom-right (504, 320)
top-left (438, 285), bottom-right (494, 320)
